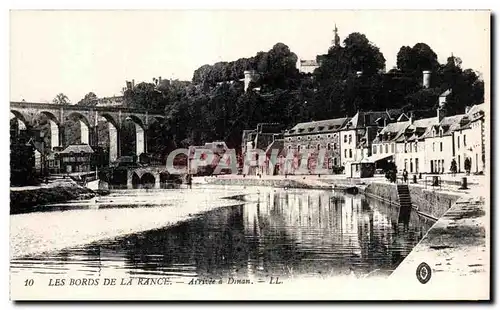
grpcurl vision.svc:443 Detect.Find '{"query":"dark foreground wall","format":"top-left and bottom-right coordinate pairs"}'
top-left (10, 186), bottom-right (96, 214)
top-left (364, 182), bottom-right (462, 219)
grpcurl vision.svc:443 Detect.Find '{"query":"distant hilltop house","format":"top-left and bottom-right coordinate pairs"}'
top-left (97, 95), bottom-right (124, 107)
top-left (297, 24), bottom-right (340, 74)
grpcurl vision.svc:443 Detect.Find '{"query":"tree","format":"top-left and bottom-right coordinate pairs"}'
top-left (53, 93), bottom-right (70, 105)
top-left (397, 43), bottom-right (439, 76)
top-left (77, 92), bottom-right (98, 106)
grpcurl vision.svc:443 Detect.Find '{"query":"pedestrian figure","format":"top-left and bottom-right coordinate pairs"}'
top-left (403, 169), bottom-right (408, 183)
top-left (450, 158), bottom-right (458, 177)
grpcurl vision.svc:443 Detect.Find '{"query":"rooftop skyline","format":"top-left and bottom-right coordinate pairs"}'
top-left (10, 10), bottom-right (490, 104)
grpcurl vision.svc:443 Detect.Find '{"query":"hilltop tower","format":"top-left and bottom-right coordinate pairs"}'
top-left (332, 24), bottom-right (340, 47)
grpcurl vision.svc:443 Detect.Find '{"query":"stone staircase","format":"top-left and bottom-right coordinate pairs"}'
top-left (396, 184), bottom-right (412, 208)
top-left (397, 184), bottom-right (413, 223)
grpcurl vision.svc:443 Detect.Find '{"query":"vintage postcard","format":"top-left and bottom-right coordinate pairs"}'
top-left (9, 10), bottom-right (490, 300)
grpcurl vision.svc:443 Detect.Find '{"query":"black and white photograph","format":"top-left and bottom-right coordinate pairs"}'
top-left (8, 9), bottom-right (490, 300)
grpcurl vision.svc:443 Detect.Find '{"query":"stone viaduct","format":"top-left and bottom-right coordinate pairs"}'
top-left (10, 101), bottom-right (165, 162)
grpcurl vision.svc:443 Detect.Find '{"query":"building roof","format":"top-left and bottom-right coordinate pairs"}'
top-left (421, 114), bottom-right (467, 139)
top-left (403, 117), bottom-right (438, 141)
top-left (265, 139), bottom-right (284, 156)
top-left (60, 144), bottom-right (94, 154)
top-left (287, 117), bottom-right (350, 135)
top-left (440, 89), bottom-right (452, 97)
top-left (300, 59), bottom-right (319, 67)
top-left (373, 121), bottom-right (410, 143)
top-left (467, 103), bottom-right (486, 122)
top-left (342, 109), bottom-right (402, 130)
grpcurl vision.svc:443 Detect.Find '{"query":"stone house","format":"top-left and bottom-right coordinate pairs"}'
top-left (241, 123), bottom-right (283, 175)
top-left (283, 117), bottom-right (349, 174)
top-left (453, 103), bottom-right (486, 173)
top-left (339, 110), bottom-right (401, 169)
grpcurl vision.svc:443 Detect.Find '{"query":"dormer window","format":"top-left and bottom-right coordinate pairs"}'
top-left (308, 127), bottom-right (314, 132)
top-left (328, 126), bottom-right (334, 130)
top-left (318, 126), bottom-right (325, 131)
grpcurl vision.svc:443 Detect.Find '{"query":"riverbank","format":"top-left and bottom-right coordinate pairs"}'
top-left (10, 186), bottom-right (260, 258)
top-left (389, 194), bottom-right (489, 300)
top-left (10, 181), bottom-right (96, 215)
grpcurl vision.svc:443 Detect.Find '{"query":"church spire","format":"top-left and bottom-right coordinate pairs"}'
top-left (332, 23), bottom-right (340, 47)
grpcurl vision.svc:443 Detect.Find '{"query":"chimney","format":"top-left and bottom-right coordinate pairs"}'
top-left (465, 105), bottom-right (471, 114)
top-left (437, 107), bottom-right (445, 122)
top-left (422, 70), bottom-right (431, 88)
top-left (409, 112), bottom-right (414, 124)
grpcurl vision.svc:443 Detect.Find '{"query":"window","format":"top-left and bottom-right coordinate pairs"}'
top-left (355, 164), bottom-right (359, 172)
top-left (433, 142), bottom-right (435, 152)
top-left (439, 129), bottom-right (443, 138)
top-left (348, 134), bottom-right (352, 143)
top-left (307, 136), bottom-right (311, 141)
top-left (349, 149), bottom-right (352, 158)
top-left (379, 145), bottom-right (383, 153)
top-left (297, 145), bottom-right (301, 152)
top-left (464, 135), bottom-right (467, 146)
top-left (414, 143), bottom-right (417, 153)
top-left (344, 135), bottom-right (347, 143)
top-left (457, 136), bottom-right (460, 149)
top-left (440, 142), bottom-right (443, 152)
top-left (404, 143), bottom-right (408, 153)
top-left (334, 158), bottom-right (338, 166)
top-left (410, 158), bottom-right (413, 173)
top-left (344, 149), bottom-right (347, 158)
top-left (317, 144), bottom-right (321, 150)
top-left (404, 159), bottom-right (408, 171)
top-left (373, 145), bottom-right (377, 154)
top-left (287, 145), bottom-right (292, 150)
top-left (297, 137), bottom-right (301, 141)
top-left (415, 158), bottom-right (419, 173)
top-left (327, 144), bottom-right (332, 151)
top-left (334, 143), bottom-right (338, 150)
top-left (391, 143), bottom-right (395, 153)
top-left (385, 144), bottom-right (388, 153)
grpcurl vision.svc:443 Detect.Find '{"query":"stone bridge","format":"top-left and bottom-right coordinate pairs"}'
top-left (126, 166), bottom-right (186, 189)
top-left (10, 101), bottom-right (165, 162)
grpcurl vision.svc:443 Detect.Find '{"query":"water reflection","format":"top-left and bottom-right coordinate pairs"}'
top-left (11, 189), bottom-right (433, 281)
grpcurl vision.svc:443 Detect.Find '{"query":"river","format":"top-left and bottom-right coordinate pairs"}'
top-left (10, 186), bottom-right (434, 282)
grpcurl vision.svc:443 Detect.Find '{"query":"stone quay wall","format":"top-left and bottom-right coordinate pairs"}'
top-left (364, 182), bottom-right (462, 219)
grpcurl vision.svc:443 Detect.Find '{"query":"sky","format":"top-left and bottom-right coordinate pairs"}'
top-left (10, 10), bottom-right (490, 104)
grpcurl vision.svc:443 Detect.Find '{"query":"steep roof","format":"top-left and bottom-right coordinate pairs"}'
top-left (300, 59), bottom-right (318, 66)
top-left (60, 144), bottom-right (94, 154)
top-left (421, 114), bottom-right (467, 138)
top-left (373, 121), bottom-right (410, 143)
top-left (467, 103), bottom-right (486, 122)
top-left (342, 109), bottom-right (402, 130)
top-left (265, 139), bottom-right (284, 156)
top-left (403, 117), bottom-right (438, 141)
top-left (287, 117), bottom-right (350, 135)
